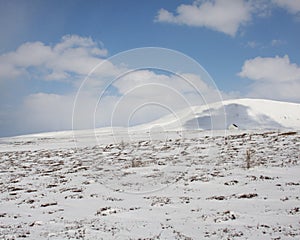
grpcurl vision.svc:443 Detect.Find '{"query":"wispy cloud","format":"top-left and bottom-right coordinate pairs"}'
top-left (271, 39), bottom-right (286, 47)
top-left (245, 39), bottom-right (286, 49)
top-left (246, 41), bottom-right (260, 48)
top-left (273, 0), bottom-right (300, 14)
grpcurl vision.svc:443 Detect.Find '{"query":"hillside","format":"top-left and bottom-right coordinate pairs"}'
top-left (134, 98), bottom-right (300, 131)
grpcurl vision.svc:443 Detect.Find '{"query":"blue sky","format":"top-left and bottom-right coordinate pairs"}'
top-left (0, 0), bottom-right (300, 137)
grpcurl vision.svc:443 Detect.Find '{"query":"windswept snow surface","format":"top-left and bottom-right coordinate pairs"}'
top-left (0, 98), bottom-right (300, 239)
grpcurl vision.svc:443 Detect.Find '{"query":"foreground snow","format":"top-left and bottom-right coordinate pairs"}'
top-left (0, 129), bottom-right (299, 239)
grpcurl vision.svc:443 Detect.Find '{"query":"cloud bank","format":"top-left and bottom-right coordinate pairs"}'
top-left (0, 36), bottom-right (227, 137)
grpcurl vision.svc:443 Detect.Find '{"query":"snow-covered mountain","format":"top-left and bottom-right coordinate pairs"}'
top-left (134, 98), bottom-right (300, 131)
top-left (1, 98), bottom-right (299, 152)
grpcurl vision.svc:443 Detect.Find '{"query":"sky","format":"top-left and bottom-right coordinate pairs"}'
top-left (0, 0), bottom-right (300, 137)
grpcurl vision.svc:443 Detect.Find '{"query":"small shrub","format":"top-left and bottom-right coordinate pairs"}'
top-left (246, 149), bottom-right (251, 169)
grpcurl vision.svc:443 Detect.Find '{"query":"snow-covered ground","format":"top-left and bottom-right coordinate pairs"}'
top-left (0, 99), bottom-right (300, 239)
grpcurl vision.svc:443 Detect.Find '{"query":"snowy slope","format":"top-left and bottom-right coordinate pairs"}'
top-left (0, 130), bottom-right (299, 239)
top-left (133, 98), bottom-right (300, 131)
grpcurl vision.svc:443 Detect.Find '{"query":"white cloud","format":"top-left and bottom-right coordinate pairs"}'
top-left (238, 55), bottom-right (300, 82)
top-left (0, 62), bottom-right (25, 79)
top-left (113, 70), bottom-right (195, 96)
top-left (54, 35), bottom-right (107, 56)
top-left (155, 0), bottom-right (300, 35)
top-left (273, 0), bottom-right (300, 14)
top-left (18, 91), bottom-right (109, 133)
top-left (5, 42), bottom-right (52, 67)
top-left (18, 93), bottom-right (74, 133)
top-left (238, 55), bottom-right (300, 101)
top-left (113, 70), bottom-right (224, 103)
top-left (0, 35), bottom-right (110, 82)
top-left (248, 81), bottom-right (300, 101)
top-left (20, 92), bottom-right (102, 132)
top-left (155, 0), bottom-right (253, 36)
